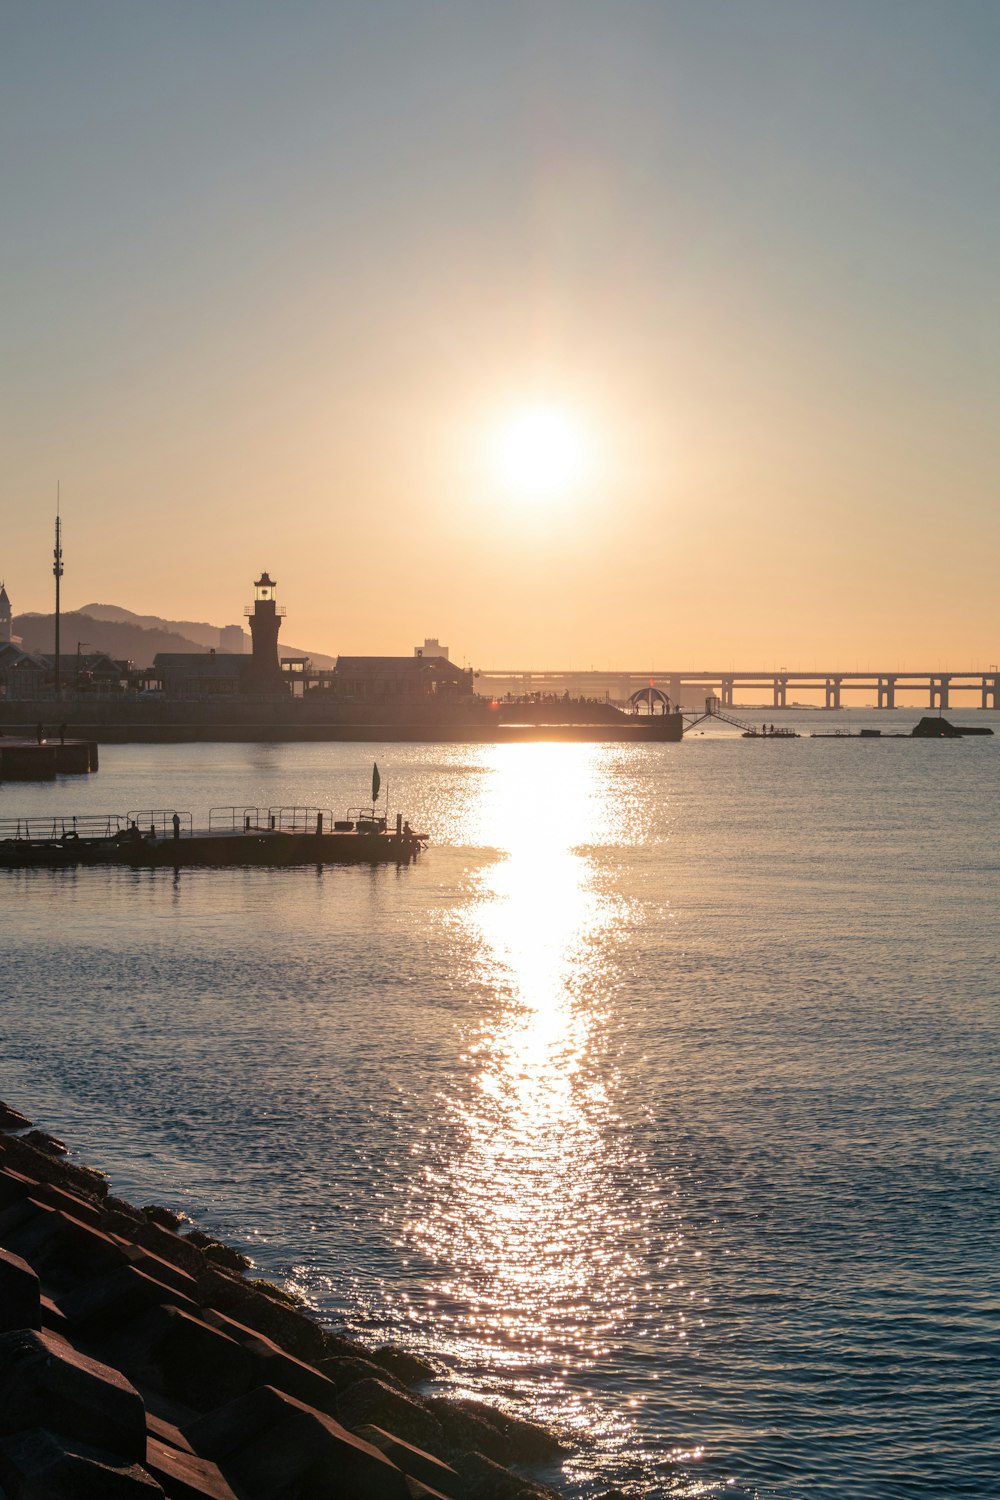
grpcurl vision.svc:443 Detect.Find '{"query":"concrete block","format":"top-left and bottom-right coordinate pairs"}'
top-left (29, 1180), bottom-right (103, 1225)
top-left (186, 1384), bottom-right (411, 1500)
top-left (146, 1412), bottom-right (195, 1455)
top-left (200, 1269), bottom-right (327, 1363)
top-left (114, 1305), bottom-right (256, 1412)
top-left (0, 1199), bottom-right (44, 1239)
top-left (337, 1379), bottom-right (446, 1457)
top-left (58, 1263), bottom-right (197, 1335)
top-left (405, 1481), bottom-right (459, 1500)
top-left (39, 1294), bottom-right (70, 1335)
top-left (0, 1103), bottom-right (33, 1132)
top-left (120, 1244), bottom-right (202, 1301)
top-left (0, 1168), bottom-right (34, 1210)
top-left (0, 1249), bottom-right (41, 1333)
top-left (129, 1219), bottom-right (209, 1280)
top-left (144, 1435), bottom-right (241, 1500)
top-left (2, 1204), bottom-right (128, 1290)
top-left (201, 1308), bottom-right (340, 1414)
top-left (0, 1134), bottom-right (108, 1200)
top-left (0, 1428), bottom-right (163, 1498)
top-left (357, 1423), bottom-right (460, 1496)
top-left (0, 1327), bottom-right (147, 1463)
top-left (21, 1130), bottom-right (66, 1157)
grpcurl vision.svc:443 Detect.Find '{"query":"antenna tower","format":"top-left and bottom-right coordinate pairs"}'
top-left (53, 490), bottom-right (63, 698)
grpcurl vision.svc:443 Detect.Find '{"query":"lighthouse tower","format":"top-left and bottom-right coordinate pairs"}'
top-left (0, 583), bottom-right (11, 645)
top-left (245, 572), bottom-right (285, 688)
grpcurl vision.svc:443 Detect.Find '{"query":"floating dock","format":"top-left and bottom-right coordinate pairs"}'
top-left (0, 805), bottom-right (426, 869)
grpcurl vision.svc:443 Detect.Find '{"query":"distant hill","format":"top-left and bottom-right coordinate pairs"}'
top-left (14, 612), bottom-right (208, 664)
top-left (81, 603), bottom-right (336, 668)
top-left (15, 605), bottom-right (337, 670)
top-left (82, 603), bottom-right (241, 651)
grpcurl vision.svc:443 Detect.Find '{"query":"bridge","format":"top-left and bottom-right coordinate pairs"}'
top-left (476, 668), bottom-right (1000, 710)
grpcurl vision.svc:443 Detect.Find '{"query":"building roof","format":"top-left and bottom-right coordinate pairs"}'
top-left (153, 652), bottom-right (247, 675)
top-left (0, 643), bottom-right (47, 671)
top-left (334, 654), bottom-right (457, 674)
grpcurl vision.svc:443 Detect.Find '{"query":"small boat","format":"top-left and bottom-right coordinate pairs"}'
top-left (741, 726), bottom-right (800, 739)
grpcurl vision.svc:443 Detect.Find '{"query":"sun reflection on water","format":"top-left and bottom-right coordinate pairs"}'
top-left (398, 747), bottom-right (673, 1464)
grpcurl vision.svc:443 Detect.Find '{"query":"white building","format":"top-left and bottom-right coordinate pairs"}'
top-left (414, 637), bottom-right (448, 660)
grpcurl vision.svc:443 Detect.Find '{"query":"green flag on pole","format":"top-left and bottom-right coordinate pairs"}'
top-left (372, 762), bottom-right (381, 802)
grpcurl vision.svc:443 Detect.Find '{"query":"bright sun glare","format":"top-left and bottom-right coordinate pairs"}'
top-left (492, 405), bottom-right (589, 501)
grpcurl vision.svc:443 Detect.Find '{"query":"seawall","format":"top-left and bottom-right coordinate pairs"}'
top-left (0, 1101), bottom-right (571, 1499)
top-left (0, 700), bottom-right (683, 745)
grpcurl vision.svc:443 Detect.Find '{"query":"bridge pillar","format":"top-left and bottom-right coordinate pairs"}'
top-left (721, 676), bottom-right (734, 707)
top-left (981, 674), bottom-right (1000, 710)
top-left (773, 675), bottom-right (787, 709)
top-left (877, 676), bottom-right (896, 710)
top-left (929, 675), bottom-right (952, 710)
top-left (824, 677), bottom-right (842, 710)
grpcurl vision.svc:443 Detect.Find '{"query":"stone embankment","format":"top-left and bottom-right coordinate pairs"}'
top-left (0, 1103), bottom-right (569, 1499)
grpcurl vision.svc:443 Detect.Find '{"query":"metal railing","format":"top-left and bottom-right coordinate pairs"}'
top-left (0, 813), bottom-right (127, 842)
top-left (265, 806), bottom-right (334, 833)
top-left (209, 806), bottom-right (264, 833)
top-left (125, 811), bottom-right (194, 837)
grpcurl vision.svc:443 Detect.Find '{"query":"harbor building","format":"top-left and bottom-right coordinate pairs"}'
top-left (332, 653), bottom-right (472, 702)
top-left (414, 637), bottom-right (449, 660)
top-left (0, 583), bottom-right (23, 647)
top-left (219, 623), bottom-right (248, 653)
top-left (152, 573), bottom-right (286, 698)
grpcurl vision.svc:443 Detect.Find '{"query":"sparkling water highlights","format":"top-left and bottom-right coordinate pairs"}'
top-left (396, 748), bottom-right (658, 1463)
top-left (0, 727), bottom-right (997, 1497)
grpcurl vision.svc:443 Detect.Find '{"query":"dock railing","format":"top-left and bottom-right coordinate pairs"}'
top-left (126, 811), bottom-right (194, 838)
top-left (0, 813), bottom-right (127, 843)
top-left (266, 806), bottom-right (335, 833)
top-left (209, 807), bottom-right (263, 833)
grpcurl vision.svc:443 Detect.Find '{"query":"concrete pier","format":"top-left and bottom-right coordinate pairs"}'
top-left (0, 737), bottom-right (98, 780)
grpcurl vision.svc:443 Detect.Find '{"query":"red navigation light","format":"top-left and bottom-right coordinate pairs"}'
top-left (490, 699), bottom-right (499, 711)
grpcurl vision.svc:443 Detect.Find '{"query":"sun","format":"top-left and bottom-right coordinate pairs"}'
top-left (491, 404), bottom-right (589, 501)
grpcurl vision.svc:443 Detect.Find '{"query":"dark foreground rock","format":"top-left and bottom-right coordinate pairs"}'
top-left (0, 1102), bottom-right (567, 1499)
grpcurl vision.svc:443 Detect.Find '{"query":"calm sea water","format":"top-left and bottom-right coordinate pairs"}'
top-left (1, 713), bottom-right (997, 1498)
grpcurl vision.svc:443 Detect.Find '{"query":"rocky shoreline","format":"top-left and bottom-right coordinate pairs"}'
top-left (0, 1101), bottom-right (573, 1499)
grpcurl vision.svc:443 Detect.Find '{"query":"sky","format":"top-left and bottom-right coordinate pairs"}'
top-left (2, 0), bottom-right (999, 669)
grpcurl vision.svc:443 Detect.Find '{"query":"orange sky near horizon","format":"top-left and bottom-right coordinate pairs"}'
top-left (4, 3), bottom-right (1000, 671)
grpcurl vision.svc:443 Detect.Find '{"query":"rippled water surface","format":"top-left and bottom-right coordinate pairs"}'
top-left (1, 717), bottom-right (997, 1497)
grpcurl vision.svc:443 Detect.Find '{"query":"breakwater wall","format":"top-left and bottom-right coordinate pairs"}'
top-left (0, 1101), bottom-right (569, 1499)
top-left (0, 700), bottom-right (682, 745)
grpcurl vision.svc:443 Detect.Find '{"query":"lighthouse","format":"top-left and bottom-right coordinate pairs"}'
top-left (245, 572), bottom-right (285, 689)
